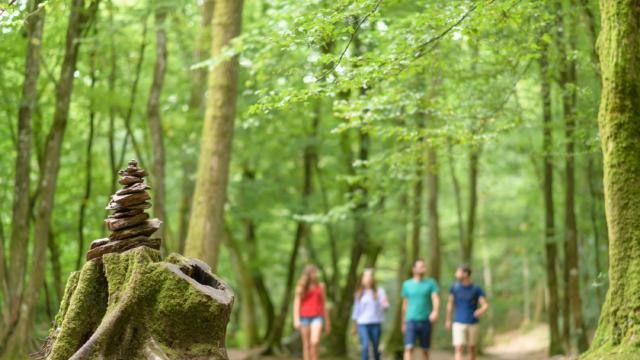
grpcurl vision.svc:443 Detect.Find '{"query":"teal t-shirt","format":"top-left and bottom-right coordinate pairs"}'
top-left (402, 278), bottom-right (439, 321)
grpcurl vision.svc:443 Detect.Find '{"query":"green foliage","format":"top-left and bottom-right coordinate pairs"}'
top-left (0, 0), bottom-right (608, 353)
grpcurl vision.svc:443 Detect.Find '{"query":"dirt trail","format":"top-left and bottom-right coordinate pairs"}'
top-left (229, 324), bottom-right (564, 360)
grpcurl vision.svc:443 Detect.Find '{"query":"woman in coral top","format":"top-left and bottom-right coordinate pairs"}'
top-left (293, 265), bottom-right (330, 360)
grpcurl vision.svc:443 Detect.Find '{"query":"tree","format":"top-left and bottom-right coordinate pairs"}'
top-left (185, 0), bottom-right (244, 270)
top-left (2, 0), bottom-right (44, 344)
top-left (147, 0), bottom-right (169, 252)
top-left (178, 0), bottom-right (215, 254)
top-left (539, 31), bottom-right (564, 356)
top-left (582, 1), bottom-right (640, 358)
top-left (2, 0), bottom-right (100, 356)
top-left (554, 1), bottom-right (589, 351)
top-left (426, 144), bottom-right (440, 282)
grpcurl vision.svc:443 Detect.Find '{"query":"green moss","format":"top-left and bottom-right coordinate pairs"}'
top-left (47, 260), bottom-right (108, 360)
top-left (46, 246), bottom-right (233, 360)
top-left (53, 271), bottom-right (80, 328)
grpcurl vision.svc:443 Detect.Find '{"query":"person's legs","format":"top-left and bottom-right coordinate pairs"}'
top-left (357, 324), bottom-right (370, 360)
top-left (467, 324), bottom-right (480, 360)
top-left (469, 346), bottom-right (477, 360)
top-left (454, 346), bottom-right (464, 360)
top-left (403, 321), bottom-right (416, 360)
top-left (309, 319), bottom-right (323, 360)
top-left (452, 323), bottom-right (467, 360)
top-left (369, 324), bottom-right (382, 360)
top-left (417, 321), bottom-right (431, 360)
top-left (300, 323), bottom-right (311, 360)
top-left (403, 347), bottom-right (413, 360)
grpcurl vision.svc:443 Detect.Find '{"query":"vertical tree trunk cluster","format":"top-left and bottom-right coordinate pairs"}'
top-left (147, 1), bottom-right (169, 252)
top-left (178, 0), bottom-right (215, 254)
top-left (554, 1), bottom-right (589, 351)
top-left (1, 0), bottom-right (44, 348)
top-left (185, 0), bottom-right (244, 270)
top-left (539, 32), bottom-right (564, 356)
top-left (2, 0), bottom-right (100, 356)
top-left (583, 1), bottom-right (640, 358)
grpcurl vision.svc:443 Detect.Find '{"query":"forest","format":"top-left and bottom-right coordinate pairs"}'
top-left (0, 0), bottom-right (639, 359)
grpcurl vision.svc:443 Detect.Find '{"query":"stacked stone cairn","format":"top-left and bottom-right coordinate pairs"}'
top-left (86, 160), bottom-right (162, 261)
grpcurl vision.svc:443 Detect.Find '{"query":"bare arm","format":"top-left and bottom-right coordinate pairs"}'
top-left (474, 296), bottom-right (489, 318)
top-left (380, 288), bottom-right (390, 309)
top-left (293, 288), bottom-right (301, 329)
top-left (321, 283), bottom-right (331, 333)
top-left (401, 298), bottom-right (408, 333)
top-left (445, 294), bottom-right (454, 328)
top-left (429, 292), bottom-right (440, 322)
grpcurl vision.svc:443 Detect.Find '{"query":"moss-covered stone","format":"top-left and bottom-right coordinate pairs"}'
top-left (43, 246), bottom-right (234, 360)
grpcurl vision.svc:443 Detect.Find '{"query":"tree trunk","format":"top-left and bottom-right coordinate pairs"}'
top-left (185, 0), bottom-right (244, 270)
top-left (385, 192), bottom-right (410, 360)
top-left (239, 178), bottom-right (275, 342)
top-left (77, 26), bottom-right (97, 270)
top-left (539, 34), bottom-right (564, 356)
top-left (266, 102), bottom-right (317, 352)
top-left (582, 1), bottom-right (640, 358)
top-left (178, 0), bottom-right (215, 254)
top-left (117, 16), bottom-right (148, 170)
top-left (147, 3), bottom-right (168, 252)
top-left (447, 140), bottom-right (465, 249)
top-left (3, 0), bottom-right (44, 342)
top-left (4, 0), bottom-right (100, 356)
top-left (462, 147), bottom-right (479, 264)
top-left (329, 130), bottom-right (369, 355)
top-left (555, 3), bottom-right (589, 350)
top-left (107, 0), bottom-right (118, 194)
top-left (411, 156), bottom-right (422, 261)
top-left (225, 228), bottom-right (259, 347)
top-left (426, 145), bottom-right (440, 282)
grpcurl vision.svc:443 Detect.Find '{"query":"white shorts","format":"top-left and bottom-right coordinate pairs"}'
top-left (452, 322), bottom-right (480, 346)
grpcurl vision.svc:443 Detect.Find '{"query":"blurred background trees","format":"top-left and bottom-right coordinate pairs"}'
top-left (0, 0), bottom-right (616, 358)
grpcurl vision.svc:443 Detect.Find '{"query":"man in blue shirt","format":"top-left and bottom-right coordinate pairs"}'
top-left (445, 265), bottom-right (489, 360)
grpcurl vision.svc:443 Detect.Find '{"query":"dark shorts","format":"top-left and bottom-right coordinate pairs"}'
top-left (404, 320), bottom-right (431, 349)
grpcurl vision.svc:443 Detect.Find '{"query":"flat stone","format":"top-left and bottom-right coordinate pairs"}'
top-left (109, 208), bottom-right (144, 219)
top-left (106, 192), bottom-right (151, 210)
top-left (105, 212), bottom-right (149, 231)
top-left (89, 238), bottom-right (109, 250)
top-left (119, 176), bottom-right (143, 186)
top-left (116, 182), bottom-right (150, 196)
top-left (109, 218), bottom-right (161, 241)
top-left (119, 168), bottom-right (147, 178)
top-left (86, 236), bottom-right (161, 261)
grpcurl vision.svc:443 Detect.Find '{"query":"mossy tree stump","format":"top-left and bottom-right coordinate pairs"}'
top-left (39, 161), bottom-right (234, 360)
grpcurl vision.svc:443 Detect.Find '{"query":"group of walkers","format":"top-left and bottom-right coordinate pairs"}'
top-left (293, 260), bottom-right (489, 360)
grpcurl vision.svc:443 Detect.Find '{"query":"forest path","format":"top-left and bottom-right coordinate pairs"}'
top-left (229, 324), bottom-right (564, 360)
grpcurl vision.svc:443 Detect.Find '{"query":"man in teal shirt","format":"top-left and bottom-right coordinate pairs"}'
top-left (402, 259), bottom-right (440, 360)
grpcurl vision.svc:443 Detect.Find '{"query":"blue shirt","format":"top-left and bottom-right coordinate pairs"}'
top-left (450, 282), bottom-right (486, 324)
top-left (401, 278), bottom-right (439, 321)
top-left (351, 288), bottom-right (388, 324)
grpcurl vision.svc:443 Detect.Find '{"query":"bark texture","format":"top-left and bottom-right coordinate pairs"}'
top-left (185, 0), bottom-right (244, 270)
top-left (539, 34), bottom-right (564, 356)
top-left (425, 146), bottom-right (440, 282)
top-left (3, 1), bottom-right (100, 356)
top-left (147, 3), bottom-right (168, 250)
top-left (582, 1), bottom-right (640, 358)
top-left (3, 0), bottom-right (44, 343)
top-left (40, 246), bottom-right (234, 360)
